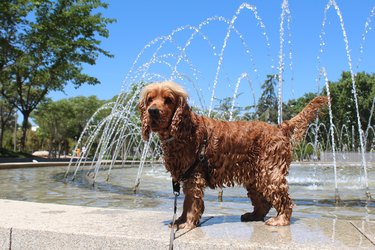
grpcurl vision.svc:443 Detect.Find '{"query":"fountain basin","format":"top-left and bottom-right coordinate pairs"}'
top-left (0, 164), bottom-right (374, 221)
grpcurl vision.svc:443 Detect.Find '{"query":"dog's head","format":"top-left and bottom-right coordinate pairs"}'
top-left (138, 81), bottom-right (189, 141)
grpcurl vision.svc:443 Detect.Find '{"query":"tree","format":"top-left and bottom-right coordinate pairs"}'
top-left (282, 92), bottom-right (317, 121)
top-left (213, 97), bottom-right (240, 121)
top-left (321, 71), bottom-right (375, 150)
top-left (0, 98), bottom-right (16, 147)
top-left (283, 71), bottom-right (375, 152)
top-left (32, 96), bottom-right (105, 157)
top-left (256, 74), bottom-right (278, 123)
top-left (66, 95), bottom-right (107, 138)
top-left (0, 0), bottom-right (115, 151)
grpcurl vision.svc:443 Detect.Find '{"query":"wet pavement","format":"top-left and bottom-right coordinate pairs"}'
top-left (0, 162), bottom-right (374, 249)
top-left (0, 199), bottom-right (374, 249)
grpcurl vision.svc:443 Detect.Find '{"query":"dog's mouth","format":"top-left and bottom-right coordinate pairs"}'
top-left (150, 120), bottom-right (160, 130)
top-left (149, 116), bottom-right (171, 132)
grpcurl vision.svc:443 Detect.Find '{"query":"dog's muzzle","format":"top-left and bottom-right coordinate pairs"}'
top-left (148, 107), bottom-right (160, 118)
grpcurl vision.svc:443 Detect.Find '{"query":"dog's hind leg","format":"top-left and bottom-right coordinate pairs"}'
top-left (261, 140), bottom-right (294, 226)
top-left (264, 180), bottom-right (293, 226)
top-left (241, 186), bottom-right (271, 222)
top-left (173, 172), bottom-right (206, 229)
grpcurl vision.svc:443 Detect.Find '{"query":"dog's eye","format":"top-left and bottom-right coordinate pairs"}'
top-left (164, 97), bottom-right (173, 105)
top-left (147, 97), bottom-right (153, 103)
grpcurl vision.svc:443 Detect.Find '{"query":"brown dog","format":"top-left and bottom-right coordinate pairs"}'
top-left (139, 81), bottom-right (328, 228)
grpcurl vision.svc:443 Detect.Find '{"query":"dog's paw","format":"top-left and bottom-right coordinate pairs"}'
top-left (168, 222), bottom-right (177, 228)
top-left (241, 212), bottom-right (265, 222)
top-left (177, 222), bottom-right (197, 230)
top-left (265, 215), bottom-right (290, 226)
top-left (169, 218), bottom-right (197, 230)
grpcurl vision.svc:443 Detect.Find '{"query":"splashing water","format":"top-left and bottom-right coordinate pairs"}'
top-left (63, 2), bottom-right (374, 200)
top-left (318, 0), bottom-right (370, 197)
top-left (321, 68), bottom-right (339, 202)
top-left (358, 6), bottom-right (375, 69)
top-left (208, 3), bottom-right (271, 116)
top-left (277, 0), bottom-right (293, 124)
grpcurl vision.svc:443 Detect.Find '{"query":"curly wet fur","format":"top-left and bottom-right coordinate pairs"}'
top-left (139, 81), bottom-right (328, 228)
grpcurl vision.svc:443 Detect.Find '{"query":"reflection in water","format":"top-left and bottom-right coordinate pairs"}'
top-left (0, 164), bottom-right (374, 220)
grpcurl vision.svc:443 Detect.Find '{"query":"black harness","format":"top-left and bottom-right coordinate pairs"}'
top-left (171, 138), bottom-right (209, 195)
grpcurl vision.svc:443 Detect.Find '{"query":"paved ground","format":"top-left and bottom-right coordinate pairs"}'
top-left (0, 199), bottom-right (374, 249)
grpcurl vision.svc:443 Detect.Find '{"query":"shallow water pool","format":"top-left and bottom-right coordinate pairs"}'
top-left (0, 164), bottom-right (374, 221)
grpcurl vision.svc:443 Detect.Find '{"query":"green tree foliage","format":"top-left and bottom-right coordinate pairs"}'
top-left (0, 0), bottom-right (115, 151)
top-left (282, 92), bottom-right (317, 121)
top-left (211, 94), bottom-right (255, 121)
top-left (213, 97), bottom-right (240, 121)
top-left (256, 74), bottom-right (278, 123)
top-left (321, 71), bottom-right (375, 150)
top-left (285, 71), bottom-right (375, 156)
top-left (32, 96), bottom-right (105, 157)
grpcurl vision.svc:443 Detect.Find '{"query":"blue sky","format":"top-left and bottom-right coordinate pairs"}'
top-left (49, 0), bottom-right (375, 110)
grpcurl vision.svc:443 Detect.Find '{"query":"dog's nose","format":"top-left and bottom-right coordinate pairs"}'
top-left (148, 107), bottom-right (160, 117)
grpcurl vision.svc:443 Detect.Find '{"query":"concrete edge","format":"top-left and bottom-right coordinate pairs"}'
top-left (5, 227), bottom-right (168, 250)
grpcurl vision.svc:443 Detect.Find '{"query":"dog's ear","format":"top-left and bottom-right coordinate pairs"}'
top-left (138, 97), bottom-right (151, 141)
top-left (170, 95), bottom-right (189, 137)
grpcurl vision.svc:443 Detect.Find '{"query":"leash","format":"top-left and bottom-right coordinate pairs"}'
top-left (168, 131), bottom-right (209, 249)
top-left (169, 181), bottom-right (180, 250)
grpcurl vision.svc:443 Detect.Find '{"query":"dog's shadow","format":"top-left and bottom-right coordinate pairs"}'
top-left (164, 214), bottom-right (299, 240)
top-left (162, 215), bottom-right (237, 228)
top-left (164, 214), bottom-right (299, 227)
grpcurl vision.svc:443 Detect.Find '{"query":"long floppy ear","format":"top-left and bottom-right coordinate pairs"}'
top-left (170, 95), bottom-right (190, 138)
top-left (138, 97), bottom-right (151, 141)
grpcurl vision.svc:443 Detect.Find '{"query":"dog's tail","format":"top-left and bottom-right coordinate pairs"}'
top-left (280, 96), bottom-right (329, 144)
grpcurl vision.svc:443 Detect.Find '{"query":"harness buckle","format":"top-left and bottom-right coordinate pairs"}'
top-left (199, 138), bottom-right (207, 162)
top-left (172, 180), bottom-right (180, 196)
top-left (199, 154), bottom-right (205, 161)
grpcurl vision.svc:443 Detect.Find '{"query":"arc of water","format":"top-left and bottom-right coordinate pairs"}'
top-left (169, 16), bottom-right (251, 111)
top-left (106, 123), bottom-right (142, 181)
top-left (128, 25), bottom-right (211, 108)
top-left (321, 68), bottom-right (339, 202)
top-left (277, 0), bottom-right (292, 124)
top-left (208, 3), bottom-right (271, 116)
top-left (121, 10), bottom-right (273, 187)
top-left (84, 26), bottom-right (200, 185)
top-left (357, 6), bottom-right (375, 70)
top-left (121, 25), bottom-right (197, 89)
top-left (133, 134), bottom-right (153, 193)
top-left (70, 112), bottom-right (120, 180)
top-left (229, 72), bottom-right (256, 121)
top-left (339, 124), bottom-right (350, 151)
top-left (365, 97), bottom-right (375, 149)
top-left (170, 17), bottom-right (221, 79)
top-left (76, 80), bottom-right (147, 184)
top-left (64, 102), bottom-right (117, 178)
top-left (319, 0), bottom-right (369, 197)
top-left (312, 121), bottom-right (321, 161)
top-left (92, 112), bottom-right (132, 184)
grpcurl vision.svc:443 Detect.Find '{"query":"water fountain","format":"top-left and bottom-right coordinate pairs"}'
top-left (60, 1), bottom-right (374, 210)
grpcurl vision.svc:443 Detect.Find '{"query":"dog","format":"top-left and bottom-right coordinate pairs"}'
top-left (139, 81), bottom-right (328, 228)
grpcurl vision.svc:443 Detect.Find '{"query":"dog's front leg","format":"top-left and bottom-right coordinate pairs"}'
top-left (174, 172), bottom-right (206, 229)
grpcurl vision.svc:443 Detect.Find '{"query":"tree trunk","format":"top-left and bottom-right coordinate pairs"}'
top-left (20, 111), bottom-right (31, 152)
top-left (0, 124), bottom-right (3, 148)
top-left (48, 139), bottom-right (53, 159)
top-left (58, 141), bottom-right (62, 159)
top-left (0, 105), bottom-right (3, 148)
